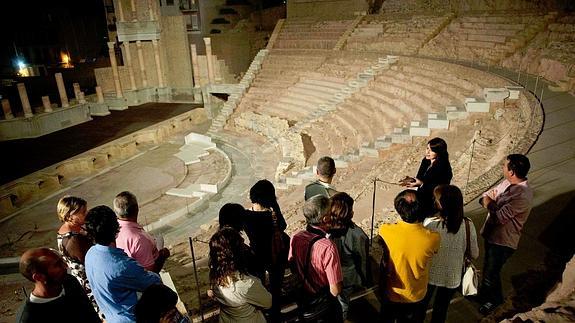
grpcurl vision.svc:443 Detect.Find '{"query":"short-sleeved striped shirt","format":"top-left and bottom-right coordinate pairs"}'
top-left (289, 228), bottom-right (343, 293)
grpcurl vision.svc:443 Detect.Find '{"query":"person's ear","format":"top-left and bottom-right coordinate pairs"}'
top-left (32, 272), bottom-right (45, 284)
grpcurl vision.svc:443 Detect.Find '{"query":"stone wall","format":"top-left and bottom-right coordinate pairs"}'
top-left (212, 32), bottom-right (253, 76)
top-left (287, 0), bottom-right (367, 18)
top-left (161, 15), bottom-right (194, 91)
top-left (379, 0), bottom-right (565, 13)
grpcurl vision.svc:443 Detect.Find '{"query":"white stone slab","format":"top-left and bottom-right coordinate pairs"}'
top-left (410, 122), bottom-right (431, 137)
top-left (483, 88), bottom-right (510, 103)
top-left (173, 151), bottom-right (201, 165)
top-left (166, 184), bottom-right (205, 198)
top-left (427, 113), bottom-right (450, 129)
top-left (465, 98), bottom-right (490, 113)
top-left (184, 132), bottom-right (213, 145)
top-left (200, 183), bottom-right (218, 193)
top-left (506, 86), bottom-right (522, 100)
top-left (445, 106), bottom-right (468, 120)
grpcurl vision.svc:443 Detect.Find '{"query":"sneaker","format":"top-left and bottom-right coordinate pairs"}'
top-left (478, 302), bottom-right (498, 315)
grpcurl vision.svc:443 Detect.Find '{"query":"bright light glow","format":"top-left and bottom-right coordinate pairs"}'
top-left (61, 52), bottom-right (70, 64)
top-left (17, 60), bottom-right (25, 70)
top-left (18, 67), bottom-right (29, 77)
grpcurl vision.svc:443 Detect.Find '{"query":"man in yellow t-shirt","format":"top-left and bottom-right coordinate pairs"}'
top-left (379, 190), bottom-right (440, 322)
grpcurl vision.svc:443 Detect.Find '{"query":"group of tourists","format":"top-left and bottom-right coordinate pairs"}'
top-left (17, 192), bottom-right (184, 323)
top-left (15, 136), bottom-right (533, 323)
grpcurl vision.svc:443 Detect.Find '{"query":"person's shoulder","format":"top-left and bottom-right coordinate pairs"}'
top-left (305, 180), bottom-right (321, 189)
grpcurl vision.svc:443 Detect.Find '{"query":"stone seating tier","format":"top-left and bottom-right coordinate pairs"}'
top-left (388, 71), bottom-right (465, 103)
top-left (274, 40), bottom-right (339, 50)
top-left (399, 64), bottom-right (480, 94)
top-left (374, 74), bottom-right (453, 107)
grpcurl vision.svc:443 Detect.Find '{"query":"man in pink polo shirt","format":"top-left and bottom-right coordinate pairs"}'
top-left (289, 195), bottom-right (343, 322)
top-left (114, 191), bottom-right (170, 273)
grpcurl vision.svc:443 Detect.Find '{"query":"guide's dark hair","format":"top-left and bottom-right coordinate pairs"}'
top-left (428, 137), bottom-right (449, 161)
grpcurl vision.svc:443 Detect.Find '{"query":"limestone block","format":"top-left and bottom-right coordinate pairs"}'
top-left (409, 121), bottom-right (431, 137)
top-left (506, 86), bottom-right (522, 100)
top-left (391, 127), bottom-right (412, 144)
top-left (166, 184), bottom-right (205, 198)
top-left (184, 132), bottom-right (213, 146)
top-left (200, 183), bottom-right (218, 193)
top-left (465, 98), bottom-right (490, 113)
top-left (427, 113), bottom-right (449, 129)
top-left (483, 88), bottom-right (510, 103)
top-left (445, 105), bottom-right (469, 120)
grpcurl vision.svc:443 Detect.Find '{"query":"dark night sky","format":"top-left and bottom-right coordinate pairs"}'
top-left (0, 0), bottom-right (109, 72)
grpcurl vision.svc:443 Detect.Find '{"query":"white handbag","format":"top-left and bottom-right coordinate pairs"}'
top-left (461, 218), bottom-right (479, 296)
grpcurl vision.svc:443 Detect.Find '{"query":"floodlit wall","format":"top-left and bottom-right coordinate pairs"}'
top-left (287, 0), bottom-right (367, 18)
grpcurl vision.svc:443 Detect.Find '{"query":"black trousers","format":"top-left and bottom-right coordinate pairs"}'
top-left (421, 284), bottom-right (458, 323)
top-left (380, 298), bottom-right (425, 323)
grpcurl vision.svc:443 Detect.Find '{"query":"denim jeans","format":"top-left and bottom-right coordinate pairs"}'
top-left (421, 284), bottom-right (457, 323)
top-left (480, 241), bottom-right (515, 305)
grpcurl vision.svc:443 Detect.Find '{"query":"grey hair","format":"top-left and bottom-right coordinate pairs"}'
top-left (303, 195), bottom-right (330, 225)
top-left (113, 191), bottom-right (139, 219)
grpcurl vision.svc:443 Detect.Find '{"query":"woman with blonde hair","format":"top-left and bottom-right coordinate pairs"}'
top-left (421, 185), bottom-right (479, 323)
top-left (56, 196), bottom-right (102, 319)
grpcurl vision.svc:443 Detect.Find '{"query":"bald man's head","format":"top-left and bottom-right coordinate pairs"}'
top-left (19, 248), bottom-right (66, 283)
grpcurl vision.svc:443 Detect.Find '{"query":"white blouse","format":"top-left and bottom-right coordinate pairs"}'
top-left (213, 273), bottom-right (272, 323)
top-left (424, 217), bottom-right (479, 288)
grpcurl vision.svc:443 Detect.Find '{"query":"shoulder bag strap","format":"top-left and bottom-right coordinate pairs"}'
top-left (302, 234), bottom-right (325, 293)
top-left (464, 217), bottom-right (471, 261)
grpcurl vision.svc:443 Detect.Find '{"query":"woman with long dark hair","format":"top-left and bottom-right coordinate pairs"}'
top-left (208, 228), bottom-right (272, 323)
top-left (421, 185), bottom-right (479, 323)
top-left (243, 179), bottom-right (288, 322)
top-left (400, 137), bottom-right (453, 218)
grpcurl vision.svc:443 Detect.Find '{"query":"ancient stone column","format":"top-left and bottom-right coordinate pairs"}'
top-left (152, 39), bottom-right (164, 87)
top-left (203, 37), bottom-right (215, 84)
top-left (17, 83), bottom-right (33, 118)
top-left (107, 41), bottom-right (124, 98)
top-left (130, 0), bottom-right (137, 21)
top-left (117, 0), bottom-right (125, 22)
top-left (73, 82), bottom-right (81, 102)
top-left (1, 99), bottom-right (14, 120)
top-left (55, 73), bottom-right (69, 108)
top-left (122, 41), bottom-right (137, 90)
top-left (190, 44), bottom-right (201, 88)
top-left (136, 40), bottom-right (148, 87)
top-left (148, 0), bottom-right (155, 21)
top-left (95, 86), bottom-right (105, 103)
top-left (78, 92), bottom-right (86, 104)
top-left (42, 96), bottom-right (53, 112)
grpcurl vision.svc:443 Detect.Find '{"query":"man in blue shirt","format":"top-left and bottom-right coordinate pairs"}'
top-left (85, 205), bottom-right (162, 323)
